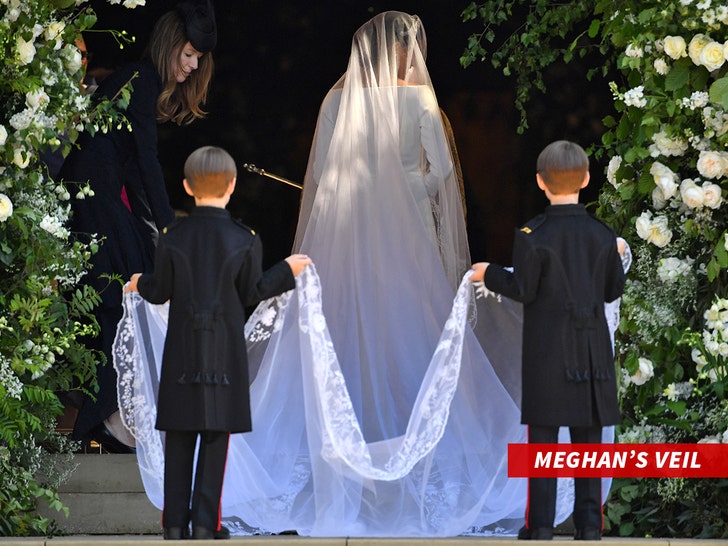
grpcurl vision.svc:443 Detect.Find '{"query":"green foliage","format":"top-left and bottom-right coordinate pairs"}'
top-left (463, 0), bottom-right (728, 537)
top-left (0, 0), bottom-right (142, 536)
top-left (461, 0), bottom-right (604, 132)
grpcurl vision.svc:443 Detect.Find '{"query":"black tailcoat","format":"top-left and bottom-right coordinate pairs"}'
top-left (484, 204), bottom-right (625, 427)
top-left (137, 206), bottom-right (294, 432)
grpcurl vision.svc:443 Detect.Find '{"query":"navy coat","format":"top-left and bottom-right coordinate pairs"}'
top-left (137, 207), bottom-right (295, 432)
top-left (484, 204), bottom-right (625, 427)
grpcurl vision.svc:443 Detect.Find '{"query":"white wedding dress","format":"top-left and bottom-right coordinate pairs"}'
top-left (113, 12), bottom-right (628, 537)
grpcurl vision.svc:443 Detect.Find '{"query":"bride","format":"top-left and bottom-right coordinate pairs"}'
top-left (114, 11), bottom-right (623, 537)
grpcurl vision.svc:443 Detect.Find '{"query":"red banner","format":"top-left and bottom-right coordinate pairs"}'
top-left (508, 443), bottom-right (728, 478)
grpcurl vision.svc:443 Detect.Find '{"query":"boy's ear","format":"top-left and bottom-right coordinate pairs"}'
top-left (536, 173), bottom-right (548, 192)
top-left (183, 178), bottom-right (195, 197)
top-left (227, 176), bottom-right (237, 196)
top-left (581, 171), bottom-right (591, 189)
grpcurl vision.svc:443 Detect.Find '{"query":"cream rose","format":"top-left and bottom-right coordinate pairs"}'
top-left (16, 36), bottom-right (36, 66)
top-left (702, 181), bottom-right (723, 208)
top-left (630, 357), bottom-right (654, 386)
top-left (44, 21), bottom-right (65, 45)
top-left (25, 89), bottom-right (49, 110)
top-left (663, 35), bottom-right (687, 59)
top-left (688, 34), bottom-right (711, 65)
top-left (697, 150), bottom-right (728, 179)
top-left (649, 161), bottom-right (678, 198)
top-left (699, 41), bottom-right (726, 71)
top-left (0, 124), bottom-right (7, 147)
top-left (0, 193), bottom-right (13, 222)
top-left (680, 179), bottom-right (705, 209)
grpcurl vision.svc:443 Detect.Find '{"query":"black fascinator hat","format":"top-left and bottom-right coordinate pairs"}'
top-left (177, 0), bottom-right (216, 53)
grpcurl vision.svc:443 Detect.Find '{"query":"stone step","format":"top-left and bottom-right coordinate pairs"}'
top-left (37, 454), bottom-right (161, 535)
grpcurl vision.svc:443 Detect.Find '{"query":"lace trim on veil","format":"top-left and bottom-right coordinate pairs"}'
top-left (114, 263), bottom-right (476, 485)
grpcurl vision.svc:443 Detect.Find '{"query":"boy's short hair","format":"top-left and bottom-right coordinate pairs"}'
top-left (536, 140), bottom-right (589, 195)
top-left (184, 146), bottom-right (237, 198)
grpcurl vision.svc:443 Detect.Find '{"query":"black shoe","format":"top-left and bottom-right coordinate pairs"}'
top-left (518, 526), bottom-right (554, 540)
top-left (90, 423), bottom-right (136, 454)
top-left (163, 526), bottom-right (191, 540)
top-left (192, 525), bottom-right (230, 540)
top-left (574, 527), bottom-right (602, 540)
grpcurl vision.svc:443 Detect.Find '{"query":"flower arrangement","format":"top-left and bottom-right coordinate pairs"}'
top-left (462, 0), bottom-right (728, 537)
top-left (0, 0), bottom-right (142, 536)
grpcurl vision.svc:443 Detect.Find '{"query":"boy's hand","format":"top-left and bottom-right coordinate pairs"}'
top-left (125, 273), bottom-right (141, 293)
top-left (470, 262), bottom-right (489, 282)
top-left (285, 254), bottom-right (312, 277)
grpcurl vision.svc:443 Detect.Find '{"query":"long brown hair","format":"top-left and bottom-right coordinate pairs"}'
top-left (144, 10), bottom-right (214, 126)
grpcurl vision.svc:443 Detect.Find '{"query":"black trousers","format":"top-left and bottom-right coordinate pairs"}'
top-left (163, 430), bottom-right (230, 531)
top-left (525, 424), bottom-right (604, 530)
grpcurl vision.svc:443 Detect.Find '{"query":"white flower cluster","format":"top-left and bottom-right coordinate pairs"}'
top-left (0, 356), bottom-right (22, 400)
top-left (657, 256), bottom-right (695, 283)
top-left (623, 85), bottom-right (647, 108)
top-left (663, 380), bottom-right (695, 402)
top-left (690, 298), bottom-right (728, 383)
top-left (702, 106), bottom-right (728, 138)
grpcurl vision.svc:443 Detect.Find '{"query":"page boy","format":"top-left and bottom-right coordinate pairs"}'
top-left (470, 140), bottom-right (626, 541)
top-left (125, 145), bottom-right (311, 540)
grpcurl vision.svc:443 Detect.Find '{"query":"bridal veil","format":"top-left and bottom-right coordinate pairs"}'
top-left (114, 11), bottom-right (619, 537)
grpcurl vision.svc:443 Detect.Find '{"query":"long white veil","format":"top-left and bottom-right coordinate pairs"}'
top-left (114, 11), bottom-right (628, 537)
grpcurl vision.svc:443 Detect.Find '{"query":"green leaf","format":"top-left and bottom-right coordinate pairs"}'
top-left (665, 63), bottom-right (689, 91)
top-left (708, 77), bottom-right (728, 109)
top-left (588, 19), bottom-right (600, 39)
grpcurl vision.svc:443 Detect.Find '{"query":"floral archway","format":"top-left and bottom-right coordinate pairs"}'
top-left (462, 0), bottom-right (728, 537)
top-left (0, 0), bottom-right (141, 535)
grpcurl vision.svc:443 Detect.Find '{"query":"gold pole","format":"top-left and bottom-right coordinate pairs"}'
top-left (242, 163), bottom-right (303, 190)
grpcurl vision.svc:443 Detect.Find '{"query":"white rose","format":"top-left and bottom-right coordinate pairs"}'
top-left (25, 89), bottom-right (49, 110)
top-left (0, 124), bottom-right (7, 147)
top-left (702, 181), bottom-right (723, 208)
top-left (0, 193), bottom-right (13, 222)
top-left (699, 41), bottom-right (726, 71)
top-left (63, 44), bottom-right (83, 75)
top-left (650, 215), bottom-right (673, 247)
top-left (16, 36), bottom-right (36, 66)
top-left (635, 211), bottom-right (653, 241)
top-left (680, 178), bottom-right (705, 208)
top-left (663, 35), bottom-right (687, 59)
top-left (697, 150), bottom-right (728, 179)
top-left (607, 155), bottom-right (622, 187)
top-left (650, 161), bottom-right (678, 198)
top-left (630, 357), bottom-right (654, 386)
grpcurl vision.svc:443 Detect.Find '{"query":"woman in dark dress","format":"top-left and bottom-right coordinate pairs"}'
top-left (59, 0), bottom-right (216, 452)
